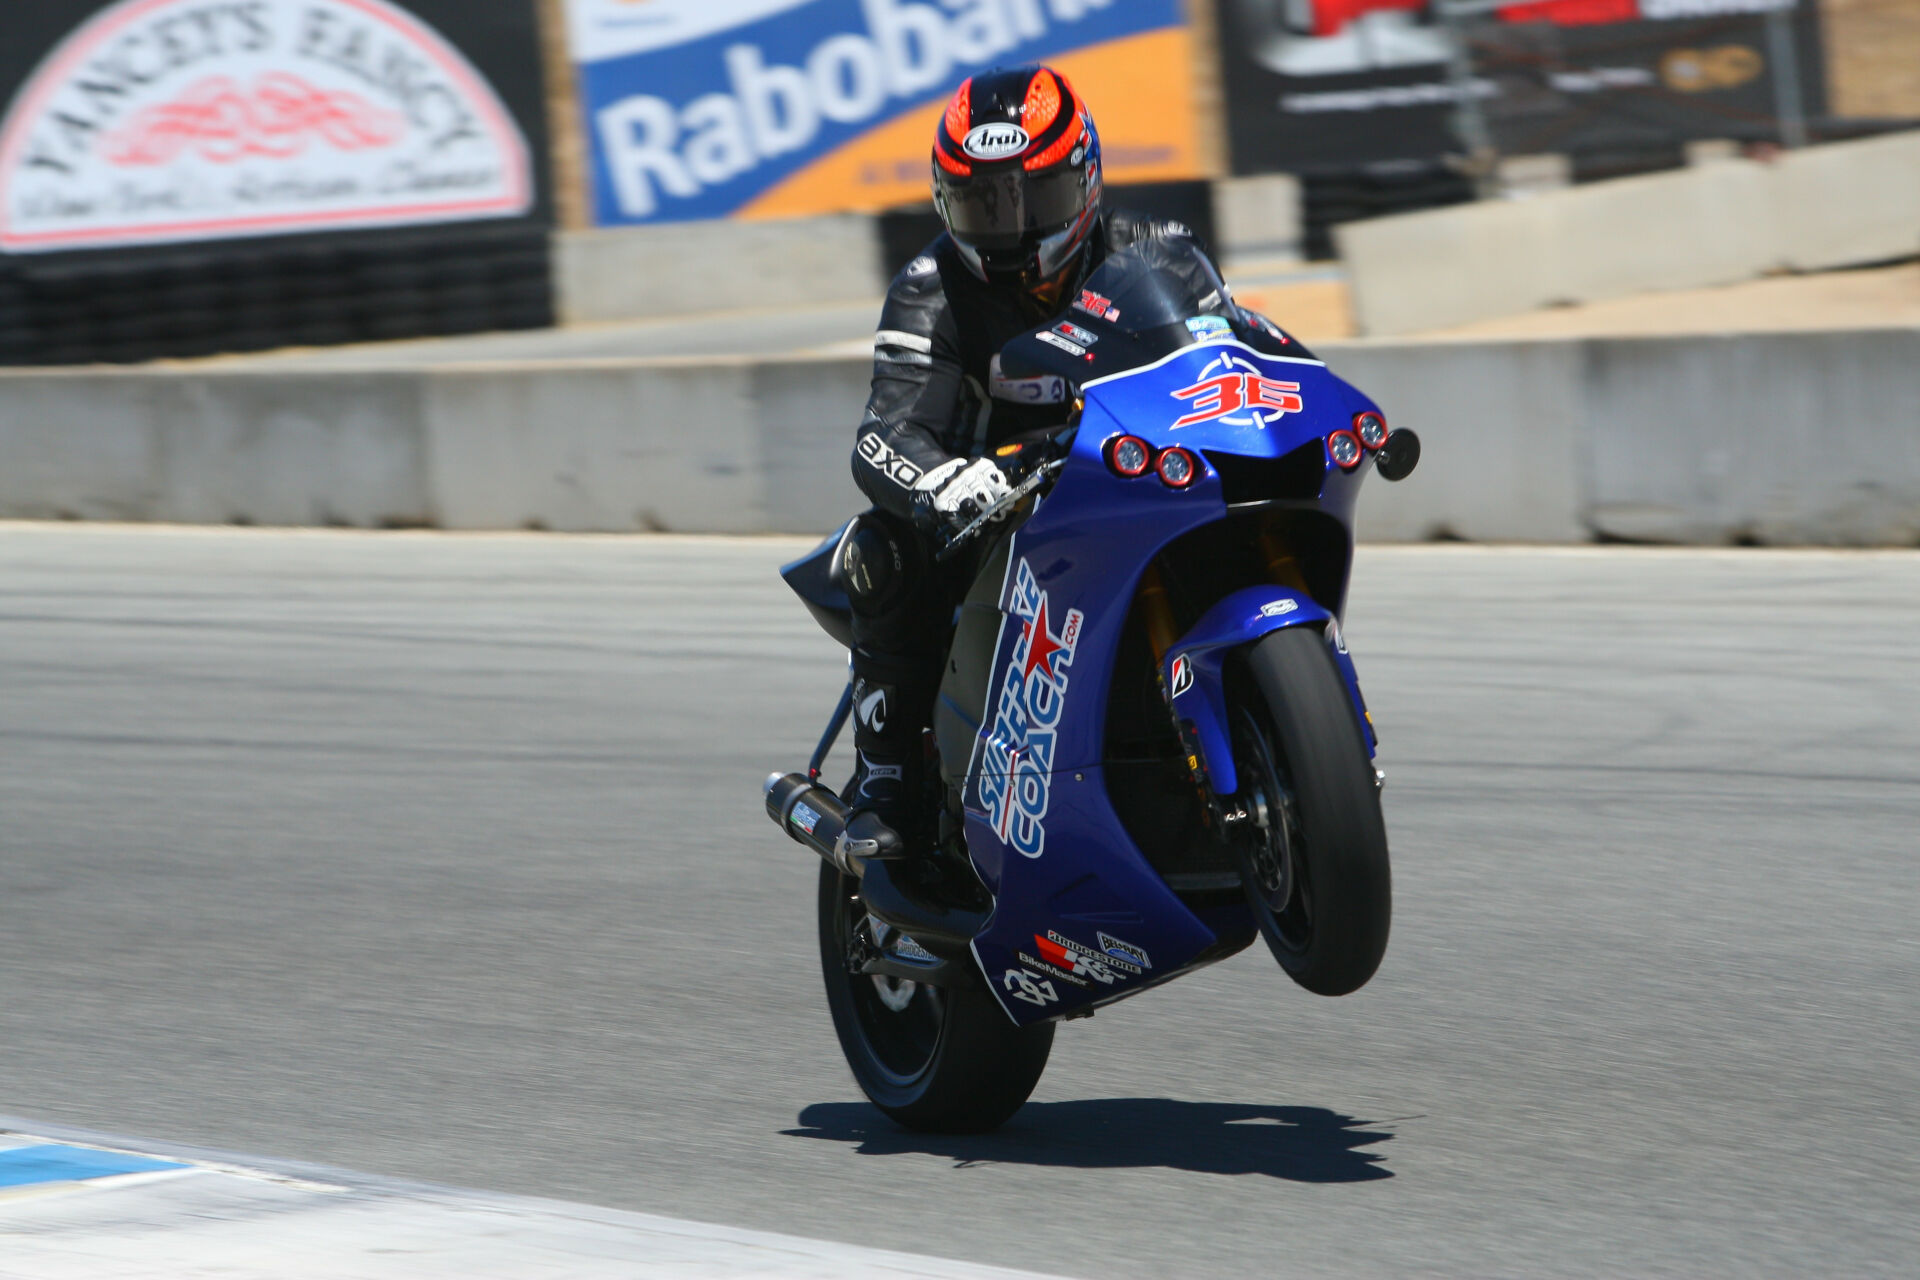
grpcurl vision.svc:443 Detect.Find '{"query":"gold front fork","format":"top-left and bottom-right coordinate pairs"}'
top-left (1258, 530), bottom-right (1310, 594)
top-left (1138, 562), bottom-right (1177, 663)
top-left (1142, 530), bottom-right (1307, 664)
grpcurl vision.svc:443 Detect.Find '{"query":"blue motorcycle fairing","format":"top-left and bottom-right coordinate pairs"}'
top-left (1163, 587), bottom-right (1334, 798)
top-left (954, 339), bottom-right (1381, 1025)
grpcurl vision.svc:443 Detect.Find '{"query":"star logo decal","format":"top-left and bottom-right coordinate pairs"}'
top-left (1020, 596), bottom-right (1068, 683)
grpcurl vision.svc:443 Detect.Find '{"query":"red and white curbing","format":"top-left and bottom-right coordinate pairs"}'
top-left (0, 1118), bottom-right (1065, 1280)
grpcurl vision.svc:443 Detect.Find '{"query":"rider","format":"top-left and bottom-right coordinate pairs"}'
top-left (839, 64), bottom-right (1241, 844)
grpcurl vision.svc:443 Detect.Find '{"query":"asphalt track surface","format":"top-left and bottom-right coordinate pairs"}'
top-left (2, 527), bottom-right (1915, 1278)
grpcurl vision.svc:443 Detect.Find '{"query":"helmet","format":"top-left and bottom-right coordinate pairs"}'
top-left (931, 65), bottom-right (1103, 291)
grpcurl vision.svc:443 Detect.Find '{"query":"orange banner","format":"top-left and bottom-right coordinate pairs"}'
top-left (738, 27), bottom-right (1201, 221)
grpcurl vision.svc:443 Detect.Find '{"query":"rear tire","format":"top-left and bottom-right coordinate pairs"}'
top-left (1231, 627), bottom-right (1391, 996)
top-left (817, 861), bottom-right (1053, 1132)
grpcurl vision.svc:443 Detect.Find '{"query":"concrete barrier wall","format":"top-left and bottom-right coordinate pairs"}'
top-left (4, 327), bottom-right (1918, 543)
top-left (1338, 131), bottom-right (1920, 336)
top-left (0, 357), bottom-right (869, 533)
top-left (0, 372), bottom-right (431, 526)
top-left (423, 357), bottom-right (870, 532)
top-left (1580, 329), bottom-right (1920, 545)
top-left (555, 219), bottom-right (889, 324)
top-left (1322, 341), bottom-right (1589, 543)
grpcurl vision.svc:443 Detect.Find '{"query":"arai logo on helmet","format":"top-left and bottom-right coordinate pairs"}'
top-left (963, 123), bottom-right (1029, 160)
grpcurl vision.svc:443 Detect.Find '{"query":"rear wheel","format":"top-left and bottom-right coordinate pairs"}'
top-left (817, 861), bottom-right (1054, 1132)
top-left (1230, 627), bottom-right (1391, 996)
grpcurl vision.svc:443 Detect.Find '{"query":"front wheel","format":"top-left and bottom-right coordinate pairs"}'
top-left (1229, 627), bottom-right (1391, 996)
top-left (817, 862), bottom-right (1053, 1132)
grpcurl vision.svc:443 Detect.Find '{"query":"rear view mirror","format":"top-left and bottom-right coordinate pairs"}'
top-left (1376, 429), bottom-right (1421, 482)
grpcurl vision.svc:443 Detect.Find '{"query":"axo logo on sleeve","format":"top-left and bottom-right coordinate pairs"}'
top-left (0, 0), bottom-right (531, 252)
top-left (572, 0), bottom-right (1190, 223)
top-left (856, 429), bottom-right (925, 487)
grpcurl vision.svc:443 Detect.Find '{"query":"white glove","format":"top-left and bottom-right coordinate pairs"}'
top-left (914, 456), bottom-right (1015, 527)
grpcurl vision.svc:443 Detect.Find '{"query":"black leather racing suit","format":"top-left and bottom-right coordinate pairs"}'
top-left (838, 209), bottom-right (1213, 776)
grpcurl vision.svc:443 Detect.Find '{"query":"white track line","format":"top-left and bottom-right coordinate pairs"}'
top-left (0, 1118), bottom-right (1067, 1280)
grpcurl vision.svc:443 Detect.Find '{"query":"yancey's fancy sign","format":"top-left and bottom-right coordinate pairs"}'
top-left (0, 0), bottom-right (534, 254)
top-left (568, 0), bottom-right (1203, 226)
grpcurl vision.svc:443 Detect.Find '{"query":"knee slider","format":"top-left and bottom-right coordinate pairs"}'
top-left (833, 514), bottom-right (909, 614)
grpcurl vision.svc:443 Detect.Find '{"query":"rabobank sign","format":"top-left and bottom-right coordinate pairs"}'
top-left (567, 0), bottom-right (1194, 224)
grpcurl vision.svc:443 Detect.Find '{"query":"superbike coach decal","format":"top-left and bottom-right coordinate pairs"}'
top-left (975, 557), bottom-right (1083, 860)
top-left (570, 0), bottom-right (1199, 224)
top-left (0, 0), bottom-right (532, 253)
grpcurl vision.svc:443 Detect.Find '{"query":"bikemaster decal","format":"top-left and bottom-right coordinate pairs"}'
top-left (1014, 929), bottom-right (1140, 992)
top-left (978, 558), bottom-right (1083, 859)
top-left (1170, 353), bottom-right (1304, 430)
top-left (1016, 945), bottom-right (1091, 989)
top-left (0, 0), bottom-right (532, 253)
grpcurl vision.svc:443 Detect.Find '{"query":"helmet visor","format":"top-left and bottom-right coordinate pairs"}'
top-left (938, 166), bottom-right (1088, 251)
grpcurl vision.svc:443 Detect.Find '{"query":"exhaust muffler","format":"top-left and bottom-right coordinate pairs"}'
top-left (764, 772), bottom-right (902, 875)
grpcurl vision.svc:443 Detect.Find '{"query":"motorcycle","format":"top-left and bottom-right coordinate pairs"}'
top-left (765, 239), bottom-right (1419, 1133)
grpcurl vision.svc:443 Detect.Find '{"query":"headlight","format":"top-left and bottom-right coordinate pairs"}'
top-left (1155, 447), bottom-right (1198, 489)
top-left (1106, 435), bottom-right (1152, 477)
top-left (1354, 411), bottom-right (1388, 450)
top-left (1327, 430), bottom-right (1363, 471)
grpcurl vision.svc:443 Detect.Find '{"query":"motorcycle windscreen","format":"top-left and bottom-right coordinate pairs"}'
top-left (995, 237), bottom-right (1294, 387)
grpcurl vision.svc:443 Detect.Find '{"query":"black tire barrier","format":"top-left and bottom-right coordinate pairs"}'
top-left (490, 301), bottom-right (554, 332)
top-left (0, 226), bottom-right (556, 366)
top-left (289, 322), bottom-right (361, 349)
top-left (364, 311), bottom-right (430, 341)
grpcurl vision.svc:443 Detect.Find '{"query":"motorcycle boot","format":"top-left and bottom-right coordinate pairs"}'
top-left (846, 668), bottom-right (928, 855)
top-left (835, 509), bottom-right (948, 858)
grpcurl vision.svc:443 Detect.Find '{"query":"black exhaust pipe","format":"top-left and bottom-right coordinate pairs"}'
top-left (765, 772), bottom-right (902, 874)
top-left (764, 772), bottom-right (984, 960)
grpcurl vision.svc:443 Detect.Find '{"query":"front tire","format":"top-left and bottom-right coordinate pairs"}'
top-left (817, 862), bottom-right (1053, 1132)
top-left (1230, 627), bottom-right (1391, 996)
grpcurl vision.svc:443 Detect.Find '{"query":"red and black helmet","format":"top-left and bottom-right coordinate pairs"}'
top-left (931, 65), bottom-right (1103, 288)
